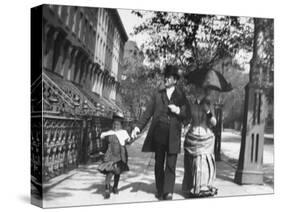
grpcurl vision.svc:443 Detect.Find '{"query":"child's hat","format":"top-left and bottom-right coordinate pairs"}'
top-left (112, 111), bottom-right (125, 120)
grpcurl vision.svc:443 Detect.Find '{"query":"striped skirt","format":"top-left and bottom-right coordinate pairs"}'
top-left (182, 131), bottom-right (217, 197)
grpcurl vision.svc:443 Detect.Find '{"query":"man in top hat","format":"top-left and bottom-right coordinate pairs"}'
top-left (131, 65), bottom-right (190, 200)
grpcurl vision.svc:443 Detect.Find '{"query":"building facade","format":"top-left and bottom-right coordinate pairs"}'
top-left (42, 5), bottom-right (128, 108)
top-left (31, 5), bottom-right (129, 184)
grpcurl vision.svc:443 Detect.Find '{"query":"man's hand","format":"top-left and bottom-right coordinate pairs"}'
top-left (131, 127), bottom-right (140, 139)
top-left (168, 104), bottom-right (180, 114)
top-left (125, 138), bottom-right (132, 145)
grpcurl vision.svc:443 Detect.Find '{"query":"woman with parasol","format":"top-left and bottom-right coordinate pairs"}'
top-left (182, 65), bottom-right (232, 198)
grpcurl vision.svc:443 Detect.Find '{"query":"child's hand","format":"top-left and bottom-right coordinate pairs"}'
top-left (125, 138), bottom-right (132, 145)
top-left (100, 133), bottom-right (106, 139)
top-left (100, 130), bottom-right (114, 139)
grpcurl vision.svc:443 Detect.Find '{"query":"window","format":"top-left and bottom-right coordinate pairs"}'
top-left (84, 19), bottom-right (88, 44)
top-left (57, 6), bottom-right (62, 17)
top-left (88, 25), bottom-right (92, 48)
top-left (104, 15), bottom-right (108, 31)
top-left (78, 12), bottom-right (83, 39)
top-left (103, 43), bottom-right (106, 63)
top-left (72, 8), bottom-right (78, 32)
top-left (92, 31), bottom-right (96, 53)
top-left (66, 6), bottom-right (71, 27)
top-left (99, 39), bottom-right (102, 61)
top-left (103, 12), bottom-right (106, 28)
top-left (100, 9), bottom-right (103, 25)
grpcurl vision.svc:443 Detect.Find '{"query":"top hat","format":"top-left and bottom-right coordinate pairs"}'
top-left (164, 65), bottom-right (180, 80)
top-left (112, 111), bottom-right (125, 120)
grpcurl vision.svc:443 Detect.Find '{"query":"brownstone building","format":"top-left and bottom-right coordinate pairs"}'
top-left (42, 5), bottom-right (128, 114)
top-left (31, 5), bottom-right (129, 187)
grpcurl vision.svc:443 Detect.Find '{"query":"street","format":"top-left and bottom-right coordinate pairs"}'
top-left (42, 130), bottom-right (274, 208)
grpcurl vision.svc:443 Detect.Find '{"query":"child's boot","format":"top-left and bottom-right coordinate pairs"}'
top-left (113, 175), bottom-right (120, 194)
top-left (104, 184), bottom-right (110, 199)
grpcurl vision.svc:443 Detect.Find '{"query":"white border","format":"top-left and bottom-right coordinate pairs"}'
top-left (0, 0), bottom-right (279, 212)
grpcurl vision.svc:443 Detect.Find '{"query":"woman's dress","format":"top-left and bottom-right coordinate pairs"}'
top-left (182, 99), bottom-right (217, 197)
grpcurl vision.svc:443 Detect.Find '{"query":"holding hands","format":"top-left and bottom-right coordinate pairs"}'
top-left (131, 127), bottom-right (140, 139)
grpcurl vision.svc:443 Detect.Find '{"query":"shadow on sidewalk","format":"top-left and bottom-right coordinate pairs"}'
top-left (44, 191), bottom-right (73, 201)
top-left (43, 173), bottom-right (76, 193)
top-left (216, 163), bottom-right (236, 183)
top-left (118, 181), bottom-right (155, 194)
top-left (117, 181), bottom-right (185, 198)
top-left (60, 183), bottom-right (106, 195)
top-left (218, 152), bottom-right (274, 188)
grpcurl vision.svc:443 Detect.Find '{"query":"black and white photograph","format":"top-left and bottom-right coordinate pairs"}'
top-left (30, 3), bottom-right (274, 208)
top-left (29, 0), bottom-right (275, 209)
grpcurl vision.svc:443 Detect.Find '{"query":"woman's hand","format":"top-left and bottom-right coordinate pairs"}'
top-left (203, 103), bottom-right (211, 114)
top-left (202, 100), bottom-right (217, 127)
top-left (209, 116), bottom-right (217, 127)
top-left (202, 98), bottom-right (211, 113)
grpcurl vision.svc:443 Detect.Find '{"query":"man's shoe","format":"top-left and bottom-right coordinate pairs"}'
top-left (112, 187), bottom-right (119, 194)
top-left (155, 192), bottom-right (163, 200)
top-left (163, 193), bottom-right (173, 200)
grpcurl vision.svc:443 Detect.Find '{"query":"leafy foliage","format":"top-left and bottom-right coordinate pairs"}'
top-left (123, 12), bottom-right (273, 129)
top-left (120, 42), bottom-right (163, 120)
top-left (132, 10), bottom-right (254, 73)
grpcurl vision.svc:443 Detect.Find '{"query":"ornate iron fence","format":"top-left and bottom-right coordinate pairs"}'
top-left (42, 115), bottom-right (83, 182)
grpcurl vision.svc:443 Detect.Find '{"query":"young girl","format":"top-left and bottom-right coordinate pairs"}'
top-left (97, 112), bottom-right (131, 199)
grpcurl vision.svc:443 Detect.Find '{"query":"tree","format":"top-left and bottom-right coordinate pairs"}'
top-left (132, 11), bottom-right (254, 74)
top-left (120, 41), bottom-right (162, 120)
top-left (131, 10), bottom-right (265, 130)
top-left (234, 17), bottom-right (274, 185)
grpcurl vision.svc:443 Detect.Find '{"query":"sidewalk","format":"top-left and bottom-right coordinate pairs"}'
top-left (42, 131), bottom-right (274, 208)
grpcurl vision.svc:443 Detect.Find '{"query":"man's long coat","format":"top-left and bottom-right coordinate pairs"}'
top-left (137, 86), bottom-right (190, 154)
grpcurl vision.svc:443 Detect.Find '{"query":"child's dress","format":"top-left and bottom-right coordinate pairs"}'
top-left (97, 130), bottom-right (130, 175)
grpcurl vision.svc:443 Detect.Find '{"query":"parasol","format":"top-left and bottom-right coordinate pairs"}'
top-left (185, 69), bottom-right (233, 92)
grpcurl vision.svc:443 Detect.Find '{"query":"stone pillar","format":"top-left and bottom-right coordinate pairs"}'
top-left (235, 18), bottom-right (272, 184)
top-left (235, 84), bottom-right (266, 184)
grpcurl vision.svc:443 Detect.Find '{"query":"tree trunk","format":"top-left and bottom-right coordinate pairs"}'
top-left (235, 18), bottom-right (273, 184)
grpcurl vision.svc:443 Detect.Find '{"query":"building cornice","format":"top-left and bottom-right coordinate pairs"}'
top-left (107, 9), bottom-right (128, 42)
